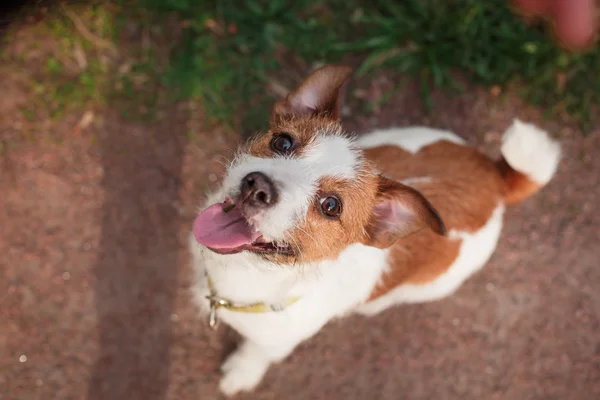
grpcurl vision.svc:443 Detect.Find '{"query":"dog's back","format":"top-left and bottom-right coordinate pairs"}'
top-left (356, 121), bottom-right (560, 313)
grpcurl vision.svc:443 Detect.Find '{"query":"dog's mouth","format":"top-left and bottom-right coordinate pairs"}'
top-left (193, 200), bottom-right (293, 256)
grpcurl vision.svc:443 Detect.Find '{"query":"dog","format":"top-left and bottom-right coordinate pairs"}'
top-left (189, 65), bottom-right (561, 396)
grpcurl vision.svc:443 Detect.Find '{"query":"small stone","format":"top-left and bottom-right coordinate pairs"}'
top-left (19, 354), bottom-right (27, 363)
top-left (62, 272), bottom-right (70, 280)
top-left (170, 313), bottom-right (179, 322)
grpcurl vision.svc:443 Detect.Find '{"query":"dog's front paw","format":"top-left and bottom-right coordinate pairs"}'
top-left (219, 343), bottom-right (270, 397)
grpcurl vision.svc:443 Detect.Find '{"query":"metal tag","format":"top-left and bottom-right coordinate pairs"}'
top-left (208, 299), bottom-right (219, 329)
top-left (206, 295), bottom-right (230, 330)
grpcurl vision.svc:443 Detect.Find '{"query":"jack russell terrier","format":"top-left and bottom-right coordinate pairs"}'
top-left (189, 65), bottom-right (561, 396)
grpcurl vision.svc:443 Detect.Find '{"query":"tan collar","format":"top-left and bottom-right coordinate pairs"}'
top-left (205, 273), bottom-right (301, 329)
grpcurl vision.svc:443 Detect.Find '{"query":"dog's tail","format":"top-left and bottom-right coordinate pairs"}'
top-left (495, 119), bottom-right (561, 205)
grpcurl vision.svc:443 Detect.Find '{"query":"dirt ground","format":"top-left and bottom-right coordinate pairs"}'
top-left (1, 14), bottom-right (600, 400)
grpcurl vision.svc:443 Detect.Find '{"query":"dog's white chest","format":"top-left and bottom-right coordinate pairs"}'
top-left (190, 239), bottom-right (387, 343)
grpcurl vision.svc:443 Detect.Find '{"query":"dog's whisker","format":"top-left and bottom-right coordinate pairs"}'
top-left (296, 226), bottom-right (319, 249)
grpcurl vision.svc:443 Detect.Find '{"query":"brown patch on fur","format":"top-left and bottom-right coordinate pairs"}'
top-left (367, 232), bottom-right (462, 300)
top-left (286, 174), bottom-right (378, 263)
top-left (495, 157), bottom-right (542, 204)
top-left (363, 141), bottom-right (506, 232)
top-left (245, 65), bottom-right (353, 159)
top-left (364, 140), bottom-right (507, 300)
top-left (245, 116), bottom-right (343, 158)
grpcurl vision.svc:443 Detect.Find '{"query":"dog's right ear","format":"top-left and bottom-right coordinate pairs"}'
top-left (271, 65), bottom-right (353, 123)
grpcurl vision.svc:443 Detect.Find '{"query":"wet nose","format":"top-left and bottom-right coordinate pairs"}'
top-left (240, 172), bottom-right (278, 208)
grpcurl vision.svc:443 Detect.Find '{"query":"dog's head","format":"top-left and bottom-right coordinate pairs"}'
top-left (193, 65), bottom-right (445, 264)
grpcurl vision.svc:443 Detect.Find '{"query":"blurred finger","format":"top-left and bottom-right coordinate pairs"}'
top-left (551, 0), bottom-right (597, 49)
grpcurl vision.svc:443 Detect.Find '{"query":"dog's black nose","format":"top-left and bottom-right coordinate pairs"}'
top-left (240, 172), bottom-right (278, 208)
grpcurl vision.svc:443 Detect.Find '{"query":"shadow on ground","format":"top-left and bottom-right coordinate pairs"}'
top-left (87, 109), bottom-right (185, 399)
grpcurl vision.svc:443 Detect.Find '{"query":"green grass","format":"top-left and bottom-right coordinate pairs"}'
top-left (3, 0), bottom-right (596, 132)
top-left (1, 2), bottom-right (162, 123)
top-left (9, 4), bottom-right (118, 120)
top-left (143, 0), bottom-right (599, 132)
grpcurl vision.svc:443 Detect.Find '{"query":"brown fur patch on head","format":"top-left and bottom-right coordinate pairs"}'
top-left (243, 64), bottom-right (354, 160)
top-left (244, 116), bottom-right (345, 158)
top-left (284, 173), bottom-right (378, 263)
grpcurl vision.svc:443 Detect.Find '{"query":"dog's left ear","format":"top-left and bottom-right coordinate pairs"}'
top-left (271, 65), bottom-right (353, 122)
top-left (363, 176), bottom-right (446, 249)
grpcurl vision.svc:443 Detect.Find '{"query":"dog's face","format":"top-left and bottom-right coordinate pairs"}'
top-left (193, 65), bottom-right (445, 265)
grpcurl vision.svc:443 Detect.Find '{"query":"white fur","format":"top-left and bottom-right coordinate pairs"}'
top-left (356, 203), bottom-right (504, 315)
top-left (218, 132), bottom-right (361, 240)
top-left (500, 119), bottom-right (561, 184)
top-left (190, 237), bottom-right (387, 395)
top-left (219, 341), bottom-right (273, 396)
top-left (356, 126), bottom-right (466, 153)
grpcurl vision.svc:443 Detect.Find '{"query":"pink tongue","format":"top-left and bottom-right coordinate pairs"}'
top-left (193, 203), bottom-right (260, 250)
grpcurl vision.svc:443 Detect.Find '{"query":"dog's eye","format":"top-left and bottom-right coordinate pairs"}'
top-left (320, 196), bottom-right (342, 218)
top-left (270, 133), bottom-right (294, 154)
